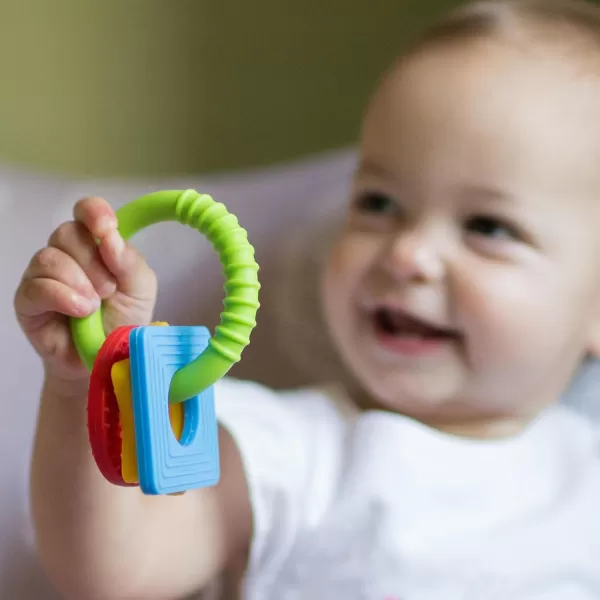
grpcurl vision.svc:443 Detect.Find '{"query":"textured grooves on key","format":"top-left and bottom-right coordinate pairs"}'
top-left (174, 190), bottom-right (260, 365)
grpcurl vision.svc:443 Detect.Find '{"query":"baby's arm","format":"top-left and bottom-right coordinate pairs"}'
top-left (32, 396), bottom-right (250, 600)
top-left (16, 197), bottom-right (252, 600)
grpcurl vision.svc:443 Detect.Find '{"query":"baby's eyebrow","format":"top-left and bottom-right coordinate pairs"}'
top-left (355, 160), bottom-right (517, 205)
top-left (458, 183), bottom-right (515, 203)
top-left (356, 159), bottom-right (397, 181)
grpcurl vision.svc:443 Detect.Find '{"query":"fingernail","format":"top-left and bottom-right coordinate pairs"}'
top-left (73, 293), bottom-right (100, 315)
top-left (82, 289), bottom-right (101, 305)
top-left (98, 278), bottom-right (117, 299)
top-left (109, 230), bottom-right (125, 256)
top-left (96, 216), bottom-right (117, 236)
top-left (76, 274), bottom-right (98, 301)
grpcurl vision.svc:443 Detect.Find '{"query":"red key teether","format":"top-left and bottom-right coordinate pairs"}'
top-left (88, 325), bottom-right (137, 486)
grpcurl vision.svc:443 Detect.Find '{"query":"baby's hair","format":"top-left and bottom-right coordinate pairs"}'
top-left (406, 0), bottom-right (600, 57)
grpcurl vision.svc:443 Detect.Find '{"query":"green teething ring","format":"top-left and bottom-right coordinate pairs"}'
top-left (70, 189), bottom-right (260, 404)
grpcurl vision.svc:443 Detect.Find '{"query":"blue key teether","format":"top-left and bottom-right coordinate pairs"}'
top-left (129, 326), bottom-right (219, 495)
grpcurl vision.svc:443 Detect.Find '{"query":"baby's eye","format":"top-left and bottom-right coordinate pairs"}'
top-left (353, 192), bottom-right (398, 215)
top-left (464, 215), bottom-right (520, 241)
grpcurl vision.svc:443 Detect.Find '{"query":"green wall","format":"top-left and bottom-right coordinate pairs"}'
top-left (0, 1), bottom-right (458, 177)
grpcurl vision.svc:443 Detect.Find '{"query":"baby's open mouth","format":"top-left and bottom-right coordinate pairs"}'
top-left (372, 307), bottom-right (458, 342)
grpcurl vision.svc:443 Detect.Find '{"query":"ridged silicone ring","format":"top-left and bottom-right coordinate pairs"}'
top-left (70, 189), bottom-right (260, 404)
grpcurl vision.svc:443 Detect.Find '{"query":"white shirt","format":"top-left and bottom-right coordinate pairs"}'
top-left (215, 378), bottom-right (600, 600)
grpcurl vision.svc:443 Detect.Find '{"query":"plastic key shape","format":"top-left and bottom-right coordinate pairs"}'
top-left (112, 358), bottom-right (185, 484)
top-left (87, 325), bottom-right (138, 486)
top-left (111, 359), bottom-right (138, 483)
top-left (129, 325), bottom-right (220, 495)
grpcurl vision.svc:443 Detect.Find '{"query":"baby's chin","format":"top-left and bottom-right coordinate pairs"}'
top-left (337, 340), bottom-right (463, 405)
top-left (350, 373), bottom-right (532, 439)
top-left (355, 371), bottom-right (463, 414)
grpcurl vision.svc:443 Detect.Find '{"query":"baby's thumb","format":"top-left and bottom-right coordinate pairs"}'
top-left (99, 229), bottom-right (156, 301)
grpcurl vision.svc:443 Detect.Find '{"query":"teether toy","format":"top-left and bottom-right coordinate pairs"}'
top-left (70, 190), bottom-right (260, 495)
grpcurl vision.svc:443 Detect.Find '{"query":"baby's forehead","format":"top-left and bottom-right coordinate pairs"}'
top-left (385, 30), bottom-right (600, 99)
top-left (372, 2), bottom-right (600, 118)
top-left (358, 40), bottom-right (600, 224)
top-left (358, 2), bottom-right (600, 224)
top-left (365, 37), bottom-right (600, 180)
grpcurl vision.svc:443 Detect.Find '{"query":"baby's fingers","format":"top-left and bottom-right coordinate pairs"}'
top-left (15, 276), bottom-right (99, 323)
top-left (73, 196), bottom-right (117, 240)
top-left (97, 229), bottom-right (155, 297)
top-left (74, 196), bottom-right (154, 298)
top-left (48, 221), bottom-right (117, 299)
top-left (24, 247), bottom-right (99, 302)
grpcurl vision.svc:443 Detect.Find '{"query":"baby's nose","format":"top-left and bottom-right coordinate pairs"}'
top-left (383, 229), bottom-right (445, 284)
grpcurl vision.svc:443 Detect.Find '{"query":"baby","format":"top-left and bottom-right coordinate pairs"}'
top-left (14, 0), bottom-right (600, 598)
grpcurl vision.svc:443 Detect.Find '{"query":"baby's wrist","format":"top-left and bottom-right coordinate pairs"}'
top-left (43, 369), bottom-right (89, 401)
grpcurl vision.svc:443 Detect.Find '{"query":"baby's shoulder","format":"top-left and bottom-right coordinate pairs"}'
top-left (214, 379), bottom-right (353, 522)
top-left (214, 378), bottom-right (353, 466)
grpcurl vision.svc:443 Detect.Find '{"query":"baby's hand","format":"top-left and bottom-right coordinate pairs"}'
top-left (14, 196), bottom-right (157, 385)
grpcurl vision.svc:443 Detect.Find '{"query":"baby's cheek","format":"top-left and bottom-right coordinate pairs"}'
top-left (331, 233), bottom-right (382, 279)
top-left (458, 273), bottom-right (533, 357)
top-left (322, 243), bottom-right (364, 341)
top-left (322, 258), bottom-right (347, 326)
top-left (470, 282), bottom-right (564, 369)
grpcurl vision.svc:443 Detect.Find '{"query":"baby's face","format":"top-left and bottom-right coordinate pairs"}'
top-left (324, 39), bottom-right (600, 434)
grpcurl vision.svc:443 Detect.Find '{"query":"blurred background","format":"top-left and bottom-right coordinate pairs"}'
top-left (0, 1), bottom-right (495, 598)
top-left (0, 0), bottom-right (458, 177)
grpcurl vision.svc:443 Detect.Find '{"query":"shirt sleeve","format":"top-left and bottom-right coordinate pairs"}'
top-left (213, 378), bottom-right (320, 582)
